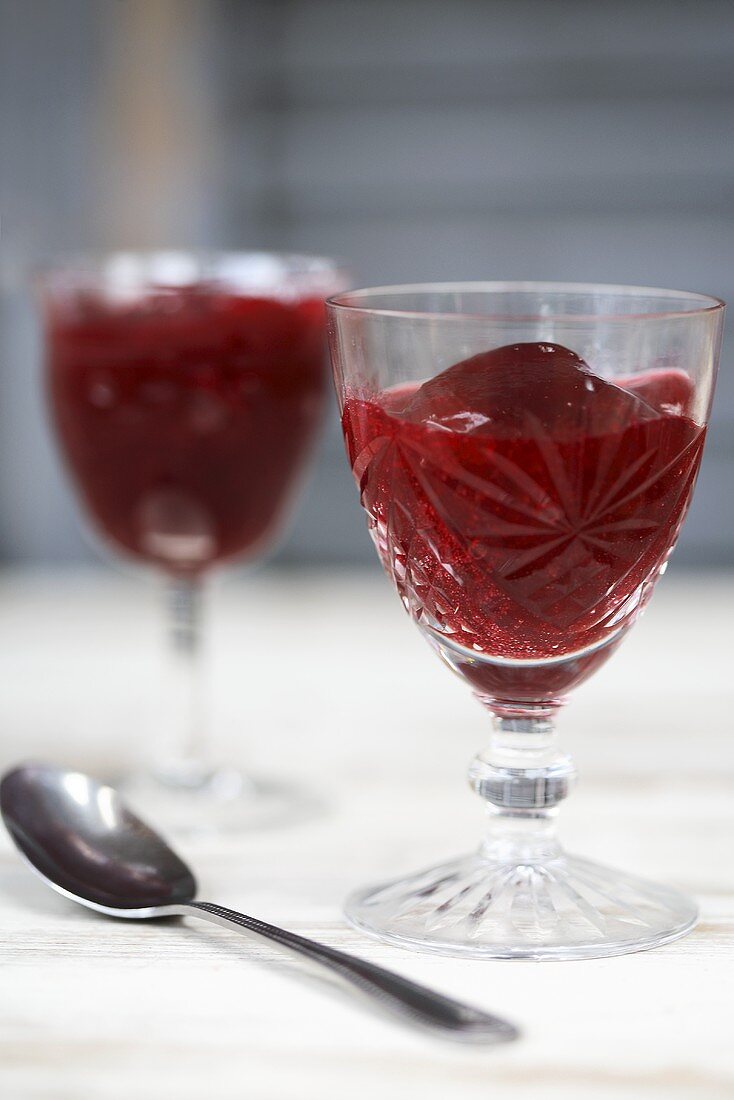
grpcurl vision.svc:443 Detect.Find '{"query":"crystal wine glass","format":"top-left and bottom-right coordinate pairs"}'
top-left (40, 251), bottom-right (346, 830)
top-left (328, 282), bottom-right (723, 959)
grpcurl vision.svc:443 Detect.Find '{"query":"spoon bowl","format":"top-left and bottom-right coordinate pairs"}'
top-left (1, 764), bottom-right (195, 912)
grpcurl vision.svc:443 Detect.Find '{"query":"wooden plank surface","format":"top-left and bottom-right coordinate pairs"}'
top-left (0, 567), bottom-right (732, 1099)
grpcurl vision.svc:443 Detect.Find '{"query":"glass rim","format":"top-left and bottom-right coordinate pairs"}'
top-left (327, 281), bottom-right (725, 323)
top-left (34, 249), bottom-right (349, 292)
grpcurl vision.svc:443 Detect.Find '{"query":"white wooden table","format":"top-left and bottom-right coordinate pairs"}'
top-left (0, 567), bottom-right (732, 1099)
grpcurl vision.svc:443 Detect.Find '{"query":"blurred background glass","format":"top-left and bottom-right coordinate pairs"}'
top-left (1, 0), bottom-right (732, 571)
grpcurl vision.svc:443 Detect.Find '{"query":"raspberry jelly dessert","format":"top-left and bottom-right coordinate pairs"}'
top-left (46, 287), bottom-right (328, 574)
top-left (342, 343), bottom-right (704, 704)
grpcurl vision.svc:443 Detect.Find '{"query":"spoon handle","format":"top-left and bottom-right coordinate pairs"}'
top-left (179, 900), bottom-right (516, 1044)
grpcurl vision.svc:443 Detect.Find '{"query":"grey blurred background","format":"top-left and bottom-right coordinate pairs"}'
top-left (1, 0), bottom-right (732, 569)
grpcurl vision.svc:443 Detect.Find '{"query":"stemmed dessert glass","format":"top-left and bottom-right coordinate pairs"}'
top-left (40, 251), bottom-right (346, 830)
top-left (328, 282), bottom-right (723, 959)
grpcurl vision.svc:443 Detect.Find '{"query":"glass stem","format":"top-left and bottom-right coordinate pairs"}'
top-left (468, 713), bottom-right (576, 863)
top-left (154, 574), bottom-right (211, 789)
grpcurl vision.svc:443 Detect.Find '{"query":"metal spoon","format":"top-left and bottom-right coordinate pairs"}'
top-left (0, 763), bottom-right (517, 1044)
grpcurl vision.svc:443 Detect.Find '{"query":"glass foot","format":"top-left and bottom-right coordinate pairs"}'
top-left (120, 769), bottom-right (324, 837)
top-left (346, 851), bottom-right (697, 960)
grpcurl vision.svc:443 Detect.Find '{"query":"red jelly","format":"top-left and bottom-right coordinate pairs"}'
top-left (343, 343), bottom-right (704, 699)
top-left (46, 287), bottom-right (327, 574)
